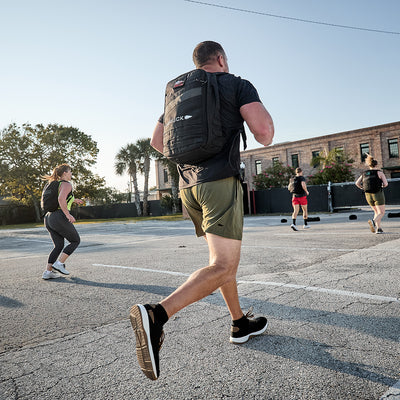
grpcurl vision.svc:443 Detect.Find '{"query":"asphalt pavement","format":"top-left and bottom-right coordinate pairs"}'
top-left (0, 208), bottom-right (399, 400)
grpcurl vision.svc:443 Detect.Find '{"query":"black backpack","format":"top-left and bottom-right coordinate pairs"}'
top-left (163, 69), bottom-right (245, 165)
top-left (363, 170), bottom-right (382, 193)
top-left (293, 177), bottom-right (304, 195)
top-left (41, 180), bottom-right (62, 214)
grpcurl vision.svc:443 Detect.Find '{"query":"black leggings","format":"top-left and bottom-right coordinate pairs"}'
top-left (45, 210), bottom-right (80, 264)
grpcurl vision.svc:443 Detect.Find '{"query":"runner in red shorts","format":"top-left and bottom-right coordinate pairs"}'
top-left (290, 168), bottom-right (310, 231)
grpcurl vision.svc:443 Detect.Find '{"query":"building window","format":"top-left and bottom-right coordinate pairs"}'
top-left (291, 154), bottom-right (299, 168)
top-left (272, 157), bottom-right (279, 166)
top-left (163, 169), bottom-right (169, 183)
top-left (255, 160), bottom-right (262, 175)
top-left (388, 138), bottom-right (399, 158)
top-left (335, 147), bottom-right (344, 162)
top-left (360, 143), bottom-right (370, 162)
top-left (311, 150), bottom-right (320, 168)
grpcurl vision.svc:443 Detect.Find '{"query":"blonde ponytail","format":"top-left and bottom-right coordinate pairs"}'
top-left (42, 164), bottom-right (71, 182)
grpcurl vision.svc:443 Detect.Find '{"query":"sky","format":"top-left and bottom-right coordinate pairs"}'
top-left (1, 0), bottom-right (399, 192)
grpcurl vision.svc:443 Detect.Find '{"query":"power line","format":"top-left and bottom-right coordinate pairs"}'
top-left (184, 0), bottom-right (400, 35)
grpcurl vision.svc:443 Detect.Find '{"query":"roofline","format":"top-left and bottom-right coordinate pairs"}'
top-left (242, 121), bottom-right (400, 154)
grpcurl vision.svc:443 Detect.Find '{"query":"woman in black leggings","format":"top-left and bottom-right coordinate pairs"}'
top-left (42, 164), bottom-right (84, 280)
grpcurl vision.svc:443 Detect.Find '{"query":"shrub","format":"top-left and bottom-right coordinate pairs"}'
top-left (253, 162), bottom-right (296, 190)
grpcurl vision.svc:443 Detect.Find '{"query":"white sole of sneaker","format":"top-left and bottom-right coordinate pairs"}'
top-left (42, 275), bottom-right (58, 280)
top-left (52, 265), bottom-right (70, 275)
top-left (230, 321), bottom-right (269, 344)
top-left (130, 305), bottom-right (158, 380)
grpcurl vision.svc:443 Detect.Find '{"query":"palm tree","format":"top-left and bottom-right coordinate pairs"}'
top-left (115, 144), bottom-right (142, 216)
top-left (310, 148), bottom-right (353, 169)
top-left (135, 138), bottom-right (158, 217)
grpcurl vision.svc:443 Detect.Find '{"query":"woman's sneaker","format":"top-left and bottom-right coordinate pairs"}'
top-left (290, 224), bottom-right (298, 231)
top-left (376, 228), bottom-right (383, 234)
top-left (230, 309), bottom-right (268, 344)
top-left (368, 220), bottom-right (376, 233)
top-left (42, 270), bottom-right (60, 280)
top-left (52, 260), bottom-right (70, 275)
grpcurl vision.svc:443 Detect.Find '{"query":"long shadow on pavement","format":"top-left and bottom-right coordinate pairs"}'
top-left (37, 277), bottom-right (399, 386)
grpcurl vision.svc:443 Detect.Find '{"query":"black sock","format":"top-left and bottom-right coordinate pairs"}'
top-left (152, 303), bottom-right (169, 326)
top-left (232, 314), bottom-right (248, 327)
top-left (292, 219), bottom-right (296, 225)
top-left (304, 219), bottom-right (308, 226)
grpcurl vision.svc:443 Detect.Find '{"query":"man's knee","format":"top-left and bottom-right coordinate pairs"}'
top-left (208, 260), bottom-right (238, 285)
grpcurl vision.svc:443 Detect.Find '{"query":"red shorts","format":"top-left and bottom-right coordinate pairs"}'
top-left (292, 196), bottom-right (307, 206)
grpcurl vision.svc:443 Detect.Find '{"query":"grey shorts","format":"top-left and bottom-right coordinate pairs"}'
top-left (180, 176), bottom-right (244, 240)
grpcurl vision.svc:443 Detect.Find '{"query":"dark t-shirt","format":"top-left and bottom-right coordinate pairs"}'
top-left (293, 176), bottom-right (306, 197)
top-left (159, 71), bottom-right (261, 189)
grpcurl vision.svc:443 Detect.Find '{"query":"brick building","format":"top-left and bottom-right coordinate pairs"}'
top-left (240, 121), bottom-right (400, 190)
top-left (154, 121), bottom-right (400, 196)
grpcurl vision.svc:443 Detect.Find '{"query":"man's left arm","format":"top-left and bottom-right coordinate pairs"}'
top-left (301, 180), bottom-right (309, 196)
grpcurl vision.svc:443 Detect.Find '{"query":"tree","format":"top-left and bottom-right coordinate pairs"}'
top-left (136, 138), bottom-right (159, 217)
top-left (308, 148), bottom-right (355, 184)
top-left (253, 162), bottom-right (296, 190)
top-left (115, 143), bottom-right (142, 216)
top-left (0, 123), bottom-right (102, 221)
top-left (74, 175), bottom-right (127, 205)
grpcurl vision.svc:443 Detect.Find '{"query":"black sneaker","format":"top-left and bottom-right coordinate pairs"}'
top-left (230, 310), bottom-right (268, 344)
top-left (368, 220), bottom-right (376, 233)
top-left (376, 228), bottom-right (383, 234)
top-left (130, 304), bottom-right (165, 380)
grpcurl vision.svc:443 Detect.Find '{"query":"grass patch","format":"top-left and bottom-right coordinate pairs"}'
top-left (0, 214), bottom-right (184, 230)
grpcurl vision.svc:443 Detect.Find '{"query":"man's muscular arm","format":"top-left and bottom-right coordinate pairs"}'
top-left (240, 102), bottom-right (274, 146)
top-left (150, 121), bottom-right (164, 154)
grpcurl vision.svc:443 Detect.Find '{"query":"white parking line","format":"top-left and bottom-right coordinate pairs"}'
top-left (93, 263), bottom-right (189, 277)
top-left (92, 263), bottom-right (399, 303)
top-left (379, 379), bottom-right (400, 399)
top-left (242, 245), bottom-right (400, 252)
top-left (242, 245), bottom-right (356, 252)
top-left (274, 232), bottom-right (400, 236)
top-left (236, 279), bottom-right (399, 303)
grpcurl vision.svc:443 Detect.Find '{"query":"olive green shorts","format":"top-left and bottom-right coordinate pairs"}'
top-left (365, 191), bottom-right (385, 206)
top-left (180, 176), bottom-right (244, 240)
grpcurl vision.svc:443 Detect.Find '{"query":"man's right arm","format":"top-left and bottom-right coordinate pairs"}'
top-left (355, 175), bottom-right (363, 189)
top-left (240, 102), bottom-right (274, 146)
top-left (150, 121), bottom-right (164, 154)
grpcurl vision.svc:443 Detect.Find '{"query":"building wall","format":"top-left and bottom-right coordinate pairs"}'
top-left (154, 160), bottom-right (170, 199)
top-left (240, 121), bottom-right (400, 190)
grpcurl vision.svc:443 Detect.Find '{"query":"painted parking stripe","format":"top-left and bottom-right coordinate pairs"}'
top-left (236, 279), bottom-right (399, 303)
top-left (93, 263), bottom-right (190, 277)
top-left (92, 263), bottom-right (399, 303)
top-left (243, 245), bottom-right (400, 252)
top-left (379, 379), bottom-right (400, 399)
top-left (242, 245), bottom-right (358, 252)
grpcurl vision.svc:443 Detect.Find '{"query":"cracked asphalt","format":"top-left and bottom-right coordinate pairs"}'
top-left (0, 208), bottom-right (399, 400)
